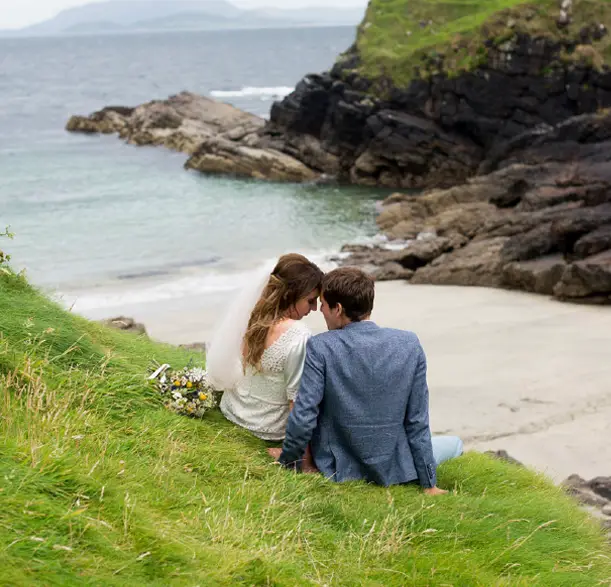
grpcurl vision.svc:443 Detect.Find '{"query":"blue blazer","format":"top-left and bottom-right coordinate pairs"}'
top-left (279, 321), bottom-right (437, 488)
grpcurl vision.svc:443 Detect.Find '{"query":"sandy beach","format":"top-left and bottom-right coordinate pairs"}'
top-left (74, 282), bottom-right (611, 483)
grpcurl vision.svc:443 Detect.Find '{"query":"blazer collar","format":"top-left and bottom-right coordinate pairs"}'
top-left (341, 320), bottom-right (379, 332)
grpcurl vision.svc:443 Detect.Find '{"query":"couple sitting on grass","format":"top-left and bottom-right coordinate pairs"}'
top-left (207, 253), bottom-right (463, 494)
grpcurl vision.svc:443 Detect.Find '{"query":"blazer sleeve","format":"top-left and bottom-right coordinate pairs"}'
top-left (278, 337), bottom-right (325, 470)
top-left (404, 343), bottom-right (437, 488)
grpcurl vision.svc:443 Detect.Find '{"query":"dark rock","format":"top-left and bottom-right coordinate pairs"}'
top-left (574, 225), bottom-right (611, 258)
top-left (102, 105), bottom-right (135, 117)
top-left (336, 247), bottom-right (396, 268)
top-left (562, 475), bottom-right (611, 507)
top-left (550, 204), bottom-right (611, 256)
top-left (501, 224), bottom-right (557, 263)
top-left (350, 111), bottom-right (482, 189)
top-left (393, 238), bottom-right (451, 271)
top-left (485, 450), bottom-right (524, 467)
top-left (518, 185), bottom-right (592, 212)
top-left (554, 250), bottom-right (611, 301)
top-left (102, 316), bottom-right (147, 336)
top-left (590, 477), bottom-right (611, 501)
top-left (370, 262), bottom-right (415, 282)
top-left (563, 474), bottom-right (589, 489)
top-left (502, 255), bottom-right (567, 295)
top-left (336, 239), bottom-right (449, 281)
top-left (490, 178), bottom-right (530, 208)
top-left (411, 238), bottom-right (508, 288)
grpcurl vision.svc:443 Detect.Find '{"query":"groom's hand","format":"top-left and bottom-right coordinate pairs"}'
top-left (423, 486), bottom-right (448, 496)
top-left (267, 448), bottom-right (282, 461)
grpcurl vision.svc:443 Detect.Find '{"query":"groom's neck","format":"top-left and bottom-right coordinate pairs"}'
top-left (338, 315), bottom-right (372, 329)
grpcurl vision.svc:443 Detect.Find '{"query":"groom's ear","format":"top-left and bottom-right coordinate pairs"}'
top-left (335, 303), bottom-right (345, 317)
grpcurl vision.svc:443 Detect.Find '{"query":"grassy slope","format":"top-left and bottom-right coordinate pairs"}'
top-left (355, 0), bottom-right (611, 86)
top-left (0, 269), bottom-right (610, 585)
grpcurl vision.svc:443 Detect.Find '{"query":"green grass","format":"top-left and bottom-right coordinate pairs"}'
top-left (1, 267), bottom-right (610, 585)
top-left (353, 0), bottom-right (611, 87)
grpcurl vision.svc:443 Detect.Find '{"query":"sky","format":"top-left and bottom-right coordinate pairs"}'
top-left (0, 0), bottom-right (367, 29)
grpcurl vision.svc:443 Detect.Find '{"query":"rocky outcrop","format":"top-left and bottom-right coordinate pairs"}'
top-left (260, 4), bottom-right (611, 189)
top-left (339, 110), bottom-right (611, 304)
top-left (563, 474), bottom-right (611, 540)
top-left (185, 136), bottom-right (317, 183)
top-left (264, 73), bottom-right (484, 189)
top-left (66, 92), bottom-right (317, 182)
top-left (67, 92), bottom-right (263, 154)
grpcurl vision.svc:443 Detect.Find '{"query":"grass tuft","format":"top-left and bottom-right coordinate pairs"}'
top-left (1, 270), bottom-right (610, 584)
top-left (353, 0), bottom-right (611, 87)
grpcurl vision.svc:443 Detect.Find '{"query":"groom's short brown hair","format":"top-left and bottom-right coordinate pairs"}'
top-left (322, 267), bottom-right (375, 322)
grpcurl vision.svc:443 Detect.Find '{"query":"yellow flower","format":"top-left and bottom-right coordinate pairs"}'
top-left (173, 380), bottom-right (181, 387)
top-left (186, 381), bottom-right (193, 389)
top-left (199, 393), bottom-right (208, 401)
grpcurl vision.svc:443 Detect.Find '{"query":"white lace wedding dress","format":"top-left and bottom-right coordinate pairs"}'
top-left (220, 321), bottom-right (311, 441)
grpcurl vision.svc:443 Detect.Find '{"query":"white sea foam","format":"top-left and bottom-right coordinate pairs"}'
top-left (61, 269), bottom-right (257, 312)
top-left (58, 251), bottom-right (342, 313)
top-left (210, 86), bottom-right (294, 100)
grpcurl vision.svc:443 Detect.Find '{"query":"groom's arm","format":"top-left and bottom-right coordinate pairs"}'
top-left (404, 343), bottom-right (437, 489)
top-left (278, 338), bottom-right (325, 470)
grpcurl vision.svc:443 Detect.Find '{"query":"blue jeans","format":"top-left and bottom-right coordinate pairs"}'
top-left (432, 436), bottom-right (464, 466)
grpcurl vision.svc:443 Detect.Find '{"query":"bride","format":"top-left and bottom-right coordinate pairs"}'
top-left (207, 253), bottom-right (324, 444)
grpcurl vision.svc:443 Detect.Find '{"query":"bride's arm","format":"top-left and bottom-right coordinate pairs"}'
top-left (284, 331), bottom-right (310, 405)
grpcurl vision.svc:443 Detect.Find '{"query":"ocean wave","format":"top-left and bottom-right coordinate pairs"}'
top-left (210, 86), bottom-right (294, 100)
top-left (59, 251), bottom-right (341, 312)
top-left (61, 269), bottom-right (254, 312)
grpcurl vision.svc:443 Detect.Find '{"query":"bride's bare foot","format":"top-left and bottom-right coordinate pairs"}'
top-left (267, 447), bottom-right (282, 460)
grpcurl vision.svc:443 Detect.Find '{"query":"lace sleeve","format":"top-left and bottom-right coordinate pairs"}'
top-left (284, 327), bottom-right (311, 401)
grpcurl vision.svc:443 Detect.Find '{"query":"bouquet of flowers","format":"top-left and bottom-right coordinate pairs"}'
top-left (149, 363), bottom-right (218, 418)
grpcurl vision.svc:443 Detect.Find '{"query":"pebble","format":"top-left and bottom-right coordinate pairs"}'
top-left (602, 504), bottom-right (611, 516)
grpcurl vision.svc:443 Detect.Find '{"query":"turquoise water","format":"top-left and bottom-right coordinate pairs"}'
top-left (0, 27), bottom-right (383, 310)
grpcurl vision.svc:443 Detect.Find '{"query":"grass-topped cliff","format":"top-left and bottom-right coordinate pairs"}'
top-left (353, 0), bottom-right (611, 86)
top-left (1, 261), bottom-right (611, 584)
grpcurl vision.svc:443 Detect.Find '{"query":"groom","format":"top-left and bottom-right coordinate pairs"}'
top-left (270, 267), bottom-right (462, 494)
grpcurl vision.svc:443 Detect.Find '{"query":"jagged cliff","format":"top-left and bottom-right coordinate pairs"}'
top-left (262, 0), bottom-right (611, 189)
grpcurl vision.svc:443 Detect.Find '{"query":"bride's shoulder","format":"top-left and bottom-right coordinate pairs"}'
top-left (268, 320), bottom-right (310, 344)
top-left (271, 319), bottom-right (307, 336)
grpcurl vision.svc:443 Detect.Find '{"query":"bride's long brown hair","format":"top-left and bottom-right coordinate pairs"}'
top-left (242, 254), bottom-right (323, 370)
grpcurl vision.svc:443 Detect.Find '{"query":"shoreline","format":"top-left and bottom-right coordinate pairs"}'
top-left (70, 280), bottom-right (611, 483)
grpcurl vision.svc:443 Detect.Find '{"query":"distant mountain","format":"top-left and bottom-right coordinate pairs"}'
top-left (124, 11), bottom-right (298, 32)
top-left (63, 20), bottom-right (125, 34)
top-left (17, 1), bottom-right (242, 35)
top-left (5, 0), bottom-right (363, 37)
